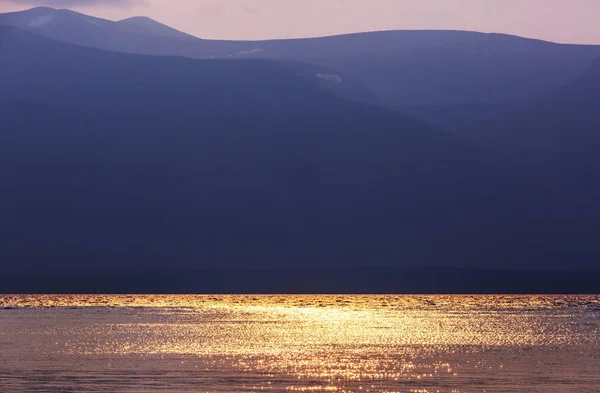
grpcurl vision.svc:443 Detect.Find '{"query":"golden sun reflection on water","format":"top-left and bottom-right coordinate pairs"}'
top-left (1, 295), bottom-right (599, 392)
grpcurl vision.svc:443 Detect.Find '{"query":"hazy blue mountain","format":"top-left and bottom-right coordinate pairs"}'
top-left (455, 57), bottom-right (600, 257)
top-left (277, 60), bottom-right (383, 106)
top-left (248, 30), bottom-right (600, 107)
top-left (397, 103), bottom-right (521, 131)
top-left (0, 6), bottom-right (208, 57)
top-left (3, 7), bottom-right (600, 111)
top-left (0, 7), bottom-right (377, 105)
top-left (459, 56), bottom-right (600, 169)
top-left (0, 6), bottom-right (196, 42)
top-left (2, 26), bottom-right (575, 272)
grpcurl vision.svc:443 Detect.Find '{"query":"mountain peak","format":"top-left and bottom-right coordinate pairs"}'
top-left (119, 16), bottom-right (155, 23)
top-left (23, 6), bottom-right (56, 12)
top-left (116, 15), bottom-right (198, 41)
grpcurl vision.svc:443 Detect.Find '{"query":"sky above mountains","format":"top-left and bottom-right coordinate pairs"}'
top-left (1, 0), bottom-right (600, 43)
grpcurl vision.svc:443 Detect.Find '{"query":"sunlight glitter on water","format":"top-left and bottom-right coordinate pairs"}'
top-left (1, 295), bottom-right (599, 392)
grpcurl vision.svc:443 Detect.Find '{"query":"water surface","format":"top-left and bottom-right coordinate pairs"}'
top-left (1, 295), bottom-right (599, 392)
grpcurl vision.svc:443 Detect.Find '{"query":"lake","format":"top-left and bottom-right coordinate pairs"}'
top-left (1, 295), bottom-right (599, 392)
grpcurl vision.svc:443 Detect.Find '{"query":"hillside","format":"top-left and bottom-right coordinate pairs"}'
top-left (459, 57), bottom-right (600, 173)
top-left (455, 57), bottom-right (600, 258)
top-left (3, 7), bottom-right (600, 110)
top-left (0, 26), bottom-right (561, 271)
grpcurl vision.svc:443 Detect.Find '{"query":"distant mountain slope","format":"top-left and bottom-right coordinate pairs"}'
top-left (0, 27), bottom-right (337, 114)
top-left (0, 7), bottom-right (376, 106)
top-left (397, 103), bottom-right (521, 131)
top-left (1, 26), bottom-right (570, 271)
top-left (456, 56), bottom-right (600, 236)
top-left (3, 7), bottom-right (600, 109)
top-left (460, 56), bottom-right (600, 161)
top-left (0, 6), bottom-right (195, 41)
top-left (241, 30), bottom-right (600, 107)
top-left (0, 6), bottom-right (206, 57)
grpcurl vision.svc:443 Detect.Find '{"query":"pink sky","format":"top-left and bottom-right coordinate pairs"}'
top-left (2, 0), bottom-right (600, 44)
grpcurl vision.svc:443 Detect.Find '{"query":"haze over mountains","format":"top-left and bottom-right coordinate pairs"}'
top-left (1, 7), bottom-right (600, 291)
top-left (3, 7), bottom-right (600, 113)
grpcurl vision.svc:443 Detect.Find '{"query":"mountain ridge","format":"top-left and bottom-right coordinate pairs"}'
top-left (4, 6), bottom-right (596, 46)
top-left (3, 7), bottom-right (600, 108)
top-left (1, 26), bottom-right (560, 272)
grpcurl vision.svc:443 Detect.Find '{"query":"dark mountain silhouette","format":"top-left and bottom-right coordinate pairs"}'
top-left (3, 7), bottom-right (600, 111)
top-left (398, 103), bottom-right (521, 131)
top-left (0, 7), bottom-right (375, 106)
top-left (459, 56), bottom-right (600, 181)
top-left (454, 58), bottom-right (600, 263)
top-left (1, 26), bottom-right (576, 273)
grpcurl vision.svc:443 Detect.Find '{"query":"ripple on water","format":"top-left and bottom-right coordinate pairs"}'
top-left (0, 295), bottom-right (599, 392)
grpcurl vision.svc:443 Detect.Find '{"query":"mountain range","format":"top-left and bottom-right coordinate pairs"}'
top-left (1, 24), bottom-right (537, 270)
top-left (3, 7), bottom-right (600, 112)
top-left (1, 7), bottom-right (600, 289)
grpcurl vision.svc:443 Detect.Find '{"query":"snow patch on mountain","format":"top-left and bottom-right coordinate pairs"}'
top-left (83, 17), bottom-right (104, 28)
top-left (236, 48), bottom-right (264, 56)
top-left (28, 15), bottom-right (53, 27)
top-left (316, 74), bottom-right (343, 83)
